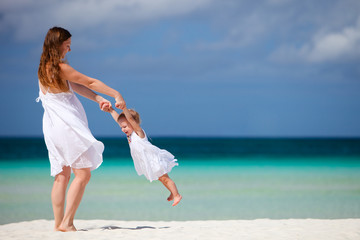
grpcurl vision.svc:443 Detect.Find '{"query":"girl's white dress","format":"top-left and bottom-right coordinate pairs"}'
top-left (129, 130), bottom-right (178, 182)
top-left (36, 82), bottom-right (104, 176)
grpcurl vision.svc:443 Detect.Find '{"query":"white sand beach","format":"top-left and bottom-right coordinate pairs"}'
top-left (0, 219), bottom-right (359, 240)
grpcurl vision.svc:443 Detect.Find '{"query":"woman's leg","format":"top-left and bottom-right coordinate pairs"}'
top-left (51, 166), bottom-right (71, 231)
top-left (158, 174), bottom-right (182, 206)
top-left (59, 168), bottom-right (91, 232)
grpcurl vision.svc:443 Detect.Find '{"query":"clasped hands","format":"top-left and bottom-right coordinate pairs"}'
top-left (99, 95), bottom-right (126, 112)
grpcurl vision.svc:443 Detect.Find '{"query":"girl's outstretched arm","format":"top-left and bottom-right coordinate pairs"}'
top-left (123, 107), bottom-right (145, 138)
top-left (108, 107), bottom-right (120, 122)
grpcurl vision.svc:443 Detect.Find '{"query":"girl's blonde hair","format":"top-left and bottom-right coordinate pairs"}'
top-left (38, 26), bottom-right (72, 92)
top-left (118, 109), bottom-right (141, 124)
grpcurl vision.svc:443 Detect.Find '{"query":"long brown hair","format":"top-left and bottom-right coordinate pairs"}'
top-left (38, 27), bottom-right (72, 91)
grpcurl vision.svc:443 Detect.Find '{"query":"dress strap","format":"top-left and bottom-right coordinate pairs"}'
top-left (36, 87), bottom-right (50, 102)
top-left (36, 81), bottom-right (44, 102)
top-left (67, 80), bottom-right (74, 92)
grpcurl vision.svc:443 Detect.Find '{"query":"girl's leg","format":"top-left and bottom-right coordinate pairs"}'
top-left (58, 168), bottom-right (91, 232)
top-left (158, 174), bottom-right (182, 206)
top-left (51, 166), bottom-right (71, 231)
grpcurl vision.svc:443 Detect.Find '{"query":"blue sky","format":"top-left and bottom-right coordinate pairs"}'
top-left (1, 0), bottom-right (360, 137)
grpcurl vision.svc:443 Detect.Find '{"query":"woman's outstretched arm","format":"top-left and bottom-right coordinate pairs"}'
top-left (69, 82), bottom-right (111, 111)
top-left (60, 63), bottom-right (125, 109)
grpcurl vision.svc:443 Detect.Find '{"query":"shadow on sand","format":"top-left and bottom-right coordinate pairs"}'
top-left (79, 225), bottom-right (170, 231)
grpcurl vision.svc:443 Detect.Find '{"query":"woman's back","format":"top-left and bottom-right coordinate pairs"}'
top-left (39, 62), bottom-right (71, 94)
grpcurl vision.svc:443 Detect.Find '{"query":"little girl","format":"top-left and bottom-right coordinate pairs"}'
top-left (108, 106), bottom-right (182, 206)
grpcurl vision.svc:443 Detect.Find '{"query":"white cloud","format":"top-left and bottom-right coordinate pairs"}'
top-left (304, 19), bottom-right (360, 62)
top-left (0, 0), bottom-right (38, 11)
top-left (195, 12), bottom-right (269, 50)
top-left (271, 17), bottom-right (360, 63)
top-left (266, 0), bottom-right (293, 5)
top-left (0, 0), bottom-right (212, 42)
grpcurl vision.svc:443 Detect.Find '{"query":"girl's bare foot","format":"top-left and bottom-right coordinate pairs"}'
top-left (58, 224), bottom-right (77, 232)
top-left (167, 193), bottom-right (174, 201)
top-left (172, 194), bottom-right (182, 206)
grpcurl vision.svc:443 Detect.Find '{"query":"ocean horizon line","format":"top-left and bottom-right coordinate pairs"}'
top-left (1, 137), bottom-right (360, 160)
top-left (1, 135), bottom-right (360, 140)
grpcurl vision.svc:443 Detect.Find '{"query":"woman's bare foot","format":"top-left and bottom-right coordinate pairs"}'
top-left (58, 224), bottom-right (77, 232)
top-left (172, 194), bottom-right (182, 206)
top-left (167, 193), bottom-right (174, 201)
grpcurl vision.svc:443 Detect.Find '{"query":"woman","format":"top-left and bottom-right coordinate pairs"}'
top-left (37, 26), bottom-right (125, 232)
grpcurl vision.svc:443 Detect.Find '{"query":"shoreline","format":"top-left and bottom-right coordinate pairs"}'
top-left (1, 219), bottom-right (359, 240)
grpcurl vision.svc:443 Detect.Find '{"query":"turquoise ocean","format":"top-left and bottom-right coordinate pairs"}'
top-left (0, 137), bottom-right (360, 225)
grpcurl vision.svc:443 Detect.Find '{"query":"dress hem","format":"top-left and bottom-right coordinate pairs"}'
top-left (138, 160), bottom-right (179, 182)
top-left (50, 142), bottom-right (103, 177)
